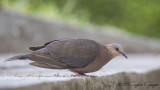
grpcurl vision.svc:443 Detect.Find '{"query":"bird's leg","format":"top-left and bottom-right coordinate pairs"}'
top-left (73, 72), bottom-right (88, 77)
top-left (72, 72), bottom-right (97, 77)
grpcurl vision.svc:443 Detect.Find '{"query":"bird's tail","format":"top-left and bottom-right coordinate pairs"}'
top-left (5, 54), bottom-right (31, 62)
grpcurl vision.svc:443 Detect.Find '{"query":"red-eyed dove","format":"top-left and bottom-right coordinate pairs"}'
top-left (6, 38), bottom-right (127, 76)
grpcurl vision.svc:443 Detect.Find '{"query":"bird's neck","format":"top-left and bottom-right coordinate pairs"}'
top-left (99, 46), bottom-right (114, 66)
top-left (105, 47), bottom-right (115, 60)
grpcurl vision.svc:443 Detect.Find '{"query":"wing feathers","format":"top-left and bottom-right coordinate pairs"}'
top-left (29, 40), bottom-right (59, 51)
top-left (29, 62), bottom-right (67, 69)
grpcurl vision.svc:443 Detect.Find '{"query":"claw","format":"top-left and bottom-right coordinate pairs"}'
top-left (72, 72), bottom-right (97, 77)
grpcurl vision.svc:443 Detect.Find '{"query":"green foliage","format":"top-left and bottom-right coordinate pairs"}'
top-left (0, 0), bottom-right (160, 39)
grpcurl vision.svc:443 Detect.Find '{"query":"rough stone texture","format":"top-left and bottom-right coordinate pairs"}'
top-left (2, 69), bottom-right (160, 90)
top-left (0, 9), bottom-right (160, 54)
top-left (0, 54), bottom-right (160, 90)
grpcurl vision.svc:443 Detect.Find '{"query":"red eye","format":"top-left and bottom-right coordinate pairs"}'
top-left (115, 48), bottom-right (119, 51)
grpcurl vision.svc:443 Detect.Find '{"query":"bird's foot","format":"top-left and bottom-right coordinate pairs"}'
top-left (72, 72), bottom-right (97, 77)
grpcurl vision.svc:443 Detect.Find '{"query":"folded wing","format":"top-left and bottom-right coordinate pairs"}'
top-left (29, 38), bottom-right (100, 69)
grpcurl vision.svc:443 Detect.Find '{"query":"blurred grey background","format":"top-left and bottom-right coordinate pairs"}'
top-left (0, 0), bottom-right (160, 54)
top-left (0, 9), bottom-right (160, 54)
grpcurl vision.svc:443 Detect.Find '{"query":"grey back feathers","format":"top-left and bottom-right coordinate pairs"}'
top-left (45, 39), bottom-right (100, 68)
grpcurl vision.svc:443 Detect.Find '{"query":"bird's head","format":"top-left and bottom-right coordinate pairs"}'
top-left (105, 43), bottom-right (127, 59)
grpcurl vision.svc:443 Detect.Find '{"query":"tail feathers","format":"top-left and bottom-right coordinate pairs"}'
top-left (5, 54), bottom-right (31, 62)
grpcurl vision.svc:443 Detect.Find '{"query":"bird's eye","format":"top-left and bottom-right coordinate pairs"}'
top-left (115, 48), bottom-right (119, 51)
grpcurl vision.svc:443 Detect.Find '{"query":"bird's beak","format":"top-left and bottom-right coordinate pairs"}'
top-left (120, 52), bottom-right (128, 59)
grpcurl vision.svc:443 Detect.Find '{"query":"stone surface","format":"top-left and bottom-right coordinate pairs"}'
top-left (0, 54), bottom-right (160, 90)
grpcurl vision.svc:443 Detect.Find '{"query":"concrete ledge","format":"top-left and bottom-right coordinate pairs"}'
top-left (1, 54), bottom-right (160, 90)
top-left (3, 69), bottom-right (160, 90)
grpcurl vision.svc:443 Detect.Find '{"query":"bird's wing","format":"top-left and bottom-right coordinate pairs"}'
top-left (29, 48), bottom-right (69, 69)
top-left (29, 40), bottom-right (59, 51)
top-left (29, 62), bottom-right (68, 69)
top-left (45, 38), bottom-right (100, 68)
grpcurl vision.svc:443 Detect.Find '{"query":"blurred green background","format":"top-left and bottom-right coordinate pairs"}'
top-left (0, 0), bottom-right (160, 39)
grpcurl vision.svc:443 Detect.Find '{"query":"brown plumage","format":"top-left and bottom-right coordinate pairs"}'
top-left (6, 38), bottom-right (127, 76)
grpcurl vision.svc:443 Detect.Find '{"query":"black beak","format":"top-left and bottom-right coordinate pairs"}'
top-left (120, 52), bottom-right (128, 59)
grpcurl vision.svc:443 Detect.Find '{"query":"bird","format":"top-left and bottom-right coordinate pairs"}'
top-left (6, 38), bottom-right (127, 77)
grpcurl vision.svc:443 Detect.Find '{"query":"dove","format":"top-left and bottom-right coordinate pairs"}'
top-left (6, 38), bottom-right (127, 76)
